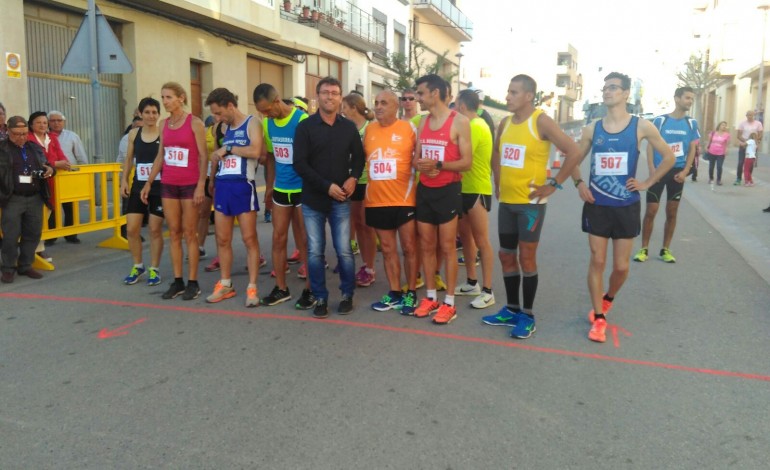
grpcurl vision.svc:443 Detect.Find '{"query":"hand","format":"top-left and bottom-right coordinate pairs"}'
top-left (626, 177), bottom-right (650, 192)
top-left (341, 177), bottom-right (357, 197)
top-left (528, 182), bottom-right (556, 201)
top-left (43, 166), bottom-right (54, 178)
top-left (120, 181), bottom-right (129, 198)
top-left (208, 179), bottom-right (215, 197)
top-left (416, 158), bottom-right (438, 173)
top-left (328, 183), bottom-right (347, 202)
top-left (193, 184), bottom-right (205, 206)
top-left (55, 160), bottom-right (71, 171)
top-left (494, 186), bottom-right (500, 200)
top-left (139, 183), bottom-right (150, 204)
top-left (212, 147), bottom-right (227, 162)
top-left (577, 181), bottom-right (594, 203)
top-left (674, 171), bottom-right (686, 183)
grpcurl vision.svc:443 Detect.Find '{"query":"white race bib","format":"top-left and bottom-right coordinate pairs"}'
top-left (501, 143), bottom-right (526, 169)
top-left (422, 144), bottom-right (445, 162)
top-left (218, 155), bottom-right (242, 176)
top-left (164, 146), bottom-right (189, 167)
top-left (669, 141), bottom-right (684, 158)
top-left (136, 163), bottom-right (153, 181)
top-left (594, 152), bottom-right (628, 176)
top-left (274, 143), bottom-right (293, 164)
top-left (369, 158), bottom-right (397, 181)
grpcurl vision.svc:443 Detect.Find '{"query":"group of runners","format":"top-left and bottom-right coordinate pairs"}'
top-left (121, 71), bottom-right (695, 343)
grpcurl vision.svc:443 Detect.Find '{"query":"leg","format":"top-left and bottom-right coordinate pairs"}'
top-left (1, 198), bottom-right (25, 273)
top-left (197, 194), bottom-right (212, 253)
top-left (291, 207), bottom-right (310, 289)
top-left (353, 200), bottom-right (377, 272)
top-left (126, 213), bottom-right (145, 265)
top-left (518, 240), bottom-right (540, 313)
top-left (608, 238), bottom-right (634, 298)
top-left (272, 204), bottom-right (293, 289)
top-left (438, 216), bottom-right (459, 299)
top-left (708, 156), bottom-right (715, 181)
top-left (180, 198), bottom-right (200, 280)
top-left (148, 214), bottom-right (164, 268)
top-left (587, 234), bottom-right (610, 317)
top-left (237, 210), bottom-right (259, 285)
top-left (329, 201), bottom-right (355, 298)
top-left (301, 204), bottom-right (328, 301)
top-left (661, 200), bottom-right (680, 249)
top-left (377, 228), bottom-right (401, 292)
top-left (397, 219), bottom-right (418, 291)
top-left (467, 200), bottom-right (494, 291)
top-left (418, 221), bottom-right (438, 292)
top-left (214, 211), bottom-right (235, 280)
top-left (458, 214), bottom-right (477, 281)
top-left (736, 147), bottom-right (745, 182)
top-left (162, 198), bottom-right (184, 278)
top-left (640, 202), bottom-right (659, 249)
top-left (716, 156), bottom-right (724, 182)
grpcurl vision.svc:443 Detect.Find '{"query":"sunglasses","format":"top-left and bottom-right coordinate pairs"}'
top-left (400, 96), bottom-right (415, 102)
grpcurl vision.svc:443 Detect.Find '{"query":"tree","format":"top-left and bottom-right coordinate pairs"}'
top-left (677, 52), bottom-right (721, 130)
top-left (384, 39), bottom-right (458, 91)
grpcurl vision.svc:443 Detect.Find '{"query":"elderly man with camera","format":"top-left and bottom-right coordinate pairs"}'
top-left (0, 115), bottom-right (55, 283)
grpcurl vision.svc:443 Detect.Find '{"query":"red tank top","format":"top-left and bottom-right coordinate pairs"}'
top-left (161, 114), bottom-right (201, 186)
top-left (419, 110), bottom-right (461, 187)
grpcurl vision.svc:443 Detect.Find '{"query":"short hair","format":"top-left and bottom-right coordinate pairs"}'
top-left (316, 76), bottom-right (342, 95)
top-left (342, 93), bottom-right (374, 121)
top-left (456, 89), bottom-right (480, 112)
top-left (48, 110), bottom-right (65, 120)
top-left (604, 72), bottom-right (631, 90)
top-left (161, 82), bottom-right (188, 105)
top-left (205, 87), bottom-right (238, 107)
top-left (253, 83), bottom-right (279, 104)
top-left (510, 74), bottom-right (537, 95)
top-left (0, 102), bottom-right (6, 113)
top-left (28, 111), bottom-right (47, 126)
top-left (415, 74), bottom-right (448, 101)
top-left (138, 97), bottom-right (160, 113)
top-left (349, 89), bottom-right (364, 97)
top-left (7, 116), bottom-right (27, 129)
top-left (401, 88), bottom-right (416, 96)
top-left (675, 86), bottom-right (694, 98)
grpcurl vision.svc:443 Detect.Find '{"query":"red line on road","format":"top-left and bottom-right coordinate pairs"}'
top-left (4, 292), bottom-right (770, 382)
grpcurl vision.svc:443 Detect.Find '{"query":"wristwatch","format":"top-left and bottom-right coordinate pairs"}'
top-left (225, 145), bottom-right (233, 155)
top-left (435, 161), bottom-right (443, 170)
top-left (546, 177), bottom-right (563, 190)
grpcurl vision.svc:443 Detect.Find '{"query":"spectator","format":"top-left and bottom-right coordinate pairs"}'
top-left (0, 102), bottom-right (8, 141)
top-left (0, 116), bottom-right (55, 283)
top-left (117, 115), bottom-right (143, 164)
top-left (705, 121), bottom-right (730, 185)
top-left (48, 110), bottom-right (88, 244)
top-left (734, 110), bottom-right (763, 185)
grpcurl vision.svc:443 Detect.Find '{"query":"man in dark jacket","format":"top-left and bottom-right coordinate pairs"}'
top-left (0, 116), bottom-right (55, 283)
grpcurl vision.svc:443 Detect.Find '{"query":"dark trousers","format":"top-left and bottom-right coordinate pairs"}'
top-left (736, 146), bottom-right (746, 182)
top-left (708, 155), bottom-right (725, 182)
top-left (48, 201), bottom-right (78, 241)
top-left (1, 194), bottom-right (44, 273)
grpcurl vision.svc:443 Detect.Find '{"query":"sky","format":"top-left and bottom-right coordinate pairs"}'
top-left (460, 0), bottom-right (701, 113)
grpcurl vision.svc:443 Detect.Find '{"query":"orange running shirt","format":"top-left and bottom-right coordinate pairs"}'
top-left (363, 119), bottom-right (417, 208)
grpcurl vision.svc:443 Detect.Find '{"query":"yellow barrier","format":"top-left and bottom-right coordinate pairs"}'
top-left (34, 163), bottom-right (128, 271)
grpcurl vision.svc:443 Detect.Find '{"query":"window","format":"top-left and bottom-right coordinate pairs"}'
top-left (373, 8), bottom-right (386, 47)
top-left (394, 21), bottom-right (407, 56)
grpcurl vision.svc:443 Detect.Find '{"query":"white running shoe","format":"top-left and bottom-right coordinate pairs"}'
top-left (455, 282), bottom-right (481, 296)
top-left (471, 291), bottom-right (496, 309)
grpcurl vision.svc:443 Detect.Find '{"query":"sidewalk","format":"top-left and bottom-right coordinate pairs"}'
top-left (685, 148), bottom-right (770, 285)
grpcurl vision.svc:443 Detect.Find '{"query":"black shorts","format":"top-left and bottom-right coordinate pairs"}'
top-left (350, 183), bottom-right (366, 202)
top-left (498, 203), bottom-right (546, 250)
top-left (646, 167), bottom-right (684, 203)
top-left (416, 182), bottom-right (462, 225)
top-left (365, 206), bottom-right (416, 231)
top-left (126, 187), bottom-right (164, 218)
top-left (462, 193), bottom-right (492, 214)
top-left (272, 189), bottom-right (303, 207)
top-left (581, 201), bottom-right (640, 239)
top-left (161, 183), bottom-right (197, 200)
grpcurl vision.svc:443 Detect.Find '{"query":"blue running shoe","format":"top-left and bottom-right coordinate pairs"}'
top-left (400, 291), bottom-right (417, 316)
top-left (482, 306), bottom-right (520, 326)
top-left (372, 292), bottom-right (403, 311)
top-left (146, 268), bottom-right (161, 287)
top-left (510, 313), bottom-right (536, 339)
top-left (123, 266), bottom-right (145, 285)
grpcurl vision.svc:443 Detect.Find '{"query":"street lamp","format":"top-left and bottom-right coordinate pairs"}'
top-left (757, 1), bottom-right (770, 112)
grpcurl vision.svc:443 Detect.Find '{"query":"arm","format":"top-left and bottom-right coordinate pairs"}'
top-left (211, 117), bottom-right (264, 162)
top-left (631, 119), bottom-right (675, 191)
top-left (412, 117), bottom-right (427, 170)
top-left (343, 126), bottom-right (365, 196)
top-left (120, 128), bottom-right (138, 198)
top-left (192, 117), bottom-right (208, 205)
top-left (529, 113), bottom-right (583, 200)
top-left (140, 120), bottom-right (166, 204)
top-left (570, 124), bottom-right (595, 203)
top-left (491, 117), bottom-right (507, 199)
top-left (736, 127), bottom-right (746, 147)
top-left (292, 120), bottom-right (332, 195)
top-left (645, 138), bottom-right (655, 175)
top-left (676, 140), bottom-right (697, 183)
top-left (73, 134), bottom-right (89, 164)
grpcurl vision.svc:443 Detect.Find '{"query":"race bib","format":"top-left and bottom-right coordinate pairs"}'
top-left (594, 152), bottom-right (628, 176)
top-left (369, 158), bottom-right (397, 181)
top-left (164, 146), bottom-right (189, 167)
top-left (669, 141), bottom-right (684, 158)
top-left (422, 145), bottom-right (445, 162)
top-left (501, 144), bottom-right (526, 169)
top-left (136, 163), bottom-right (153, 181)
top-left (274, 143), bottom-right (293, 164)
top-left (218, 155), bottom-right (242, 176)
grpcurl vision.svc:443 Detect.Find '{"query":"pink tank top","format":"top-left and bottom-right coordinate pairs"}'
top-left (419, 110), bottom-right (461, 188)
top-left (161, 114), bottom-right (201, 186)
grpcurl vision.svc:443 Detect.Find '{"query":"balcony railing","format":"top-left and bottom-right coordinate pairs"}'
top-left (413, 0), bottom-right (473, 40)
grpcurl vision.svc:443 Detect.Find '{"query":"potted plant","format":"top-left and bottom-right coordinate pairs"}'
top-left (303, 5), bottom-right (311, 18)
top-left (284, 1), bottom-right (292, 12)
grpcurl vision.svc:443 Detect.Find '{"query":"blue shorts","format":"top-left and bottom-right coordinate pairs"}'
top-left (214, 179), bottom-right (259, 216)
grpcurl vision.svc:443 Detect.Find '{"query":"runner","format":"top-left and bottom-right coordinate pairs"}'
top-left (364, 90), bottom-right (419, 315)
top-left (633, 86), bottom-right (699, 264)
top-left (253, 83), bottom-right (316, 310)
top-left (202, 88), bottom-right (262, 307)
top-left (141, 82), bottom-right (208, 300)
top-left (452, 89), bottom-right (496, 309)
top-left (572, 72), bottom-right (675, 343)
top-left (119, 97), bottom-right (164, 287)
top-left (484, 74), bottom-right (582, 339)
top-left (412, 74), bottom-right (472, 325)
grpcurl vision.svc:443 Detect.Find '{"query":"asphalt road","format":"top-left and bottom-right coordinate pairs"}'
top-left (2, 152), bottom-right (769, 469)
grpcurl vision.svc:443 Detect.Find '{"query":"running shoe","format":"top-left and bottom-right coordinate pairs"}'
top-left (287, 249), bottom-right (301, 264)
top-left (402, 274), bottom-right (425, 292)
top-left (660, 248), bottom-right (676, 263)
top-left (455, 282), bottom-right (481, 296)
top-left (458, 253), bottom-right (480, 266)
top-left (433, 303), bottom-right (457, 325)
top-left (509, 312), bottom-right (536, 339)
top-left (295, 288), bottom-right (317, 310)
top-left (259, 255), bottom-right (267, 268)
top-left (434, 274), bottom-right (447, 292)
top-left (297, 263), bottom-right (307, 279)
top-left (338, 295), bottom-right (354, 314)
top-left (270, 265), bottom-right (291, 277)
top-left (371, 292), bottom-right (403, 311)
top-left (206, 281), bottom-right (234, 303)
top-left (733, 180), bottom-right (741, 186)
top-left (204, 257), bottom-right (221, 272)
top-left (123, 266), bottom-right (145, 285)
top-left (264, 210), bottom-right (272, 223)
top-left (147, 268), bottom-right (161, 287)
top-left (414, 298), bottom-right (440, 318)
top-left (482, 307), bottom-right (521, 326)
top-left (313, 299), bottom-right (329, 318)
top-left (588, 294), bottom-right (614, 323)
top-left (351, 239), bottom-right (360, 255)
top-left (162, 281), bottom-right (185, 300)
top-left (400, 291), bottom-right (417, 316)
top-left (471, 291), bottom-right (495, 309)
top-left (182, 282), bottom-right (201, 301)
top-left (245, 286), bottom-right (259, 308)
top-left (632, 248), bottom-right (648, 262)
top-left (261, 285), bottom-right (291, 306)
top-left (355, 266), bottom-right (375, 287)
top-left (588, 318), bottom-right (608, 343)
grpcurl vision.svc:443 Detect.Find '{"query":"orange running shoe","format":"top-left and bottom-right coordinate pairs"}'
top-left (588, 294), bottom-right (614, 323)
top-left (414, 298), bottom-right (440, 318)
top-left (433, 303), bottom-right (457, 325)
top-left (245, 286), bottom-right (259, 308)
top-left (588, 318), bottom-right (607, 343)
top-left (206, 281), bottom-right (236, 303)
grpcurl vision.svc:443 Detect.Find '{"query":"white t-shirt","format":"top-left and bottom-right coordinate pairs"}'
top-left (746, 139), bottom-right (757, 158)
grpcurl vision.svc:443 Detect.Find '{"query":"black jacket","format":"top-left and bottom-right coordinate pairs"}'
top-left (0, 140), bottom-right (55, 209)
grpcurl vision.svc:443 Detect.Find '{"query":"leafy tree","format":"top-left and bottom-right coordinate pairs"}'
top-left (677, 53), bottom-right (721, 128)
top-left (384, 39), bottom-right (458, 91)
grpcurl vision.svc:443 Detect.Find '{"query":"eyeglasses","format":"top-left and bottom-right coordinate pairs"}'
top-left (601, 85), bottom-right (625, 93)
top-left (400, 96), bottom-right (415, 102)
top-left (319, 91), bottom-right (341, 97)
top-left (9, 131), bottom-right (27, 138)
top-left (48, 119), bottom-right (64, 122)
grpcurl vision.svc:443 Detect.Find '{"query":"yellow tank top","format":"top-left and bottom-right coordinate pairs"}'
top-left (498, 108), bottom-right (551, 204)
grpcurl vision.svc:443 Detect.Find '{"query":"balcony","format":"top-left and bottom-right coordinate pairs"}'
top-left (280, 1), bottom-right (387, 55)
top-left (413, 0), bottom-right (473, 42)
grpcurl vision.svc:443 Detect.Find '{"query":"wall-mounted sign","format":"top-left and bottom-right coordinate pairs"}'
top-left (6, 52), bottom-right (21, 79)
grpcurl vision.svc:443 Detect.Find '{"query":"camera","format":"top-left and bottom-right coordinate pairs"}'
top-left (31, 169), bottom-right (46, 179)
